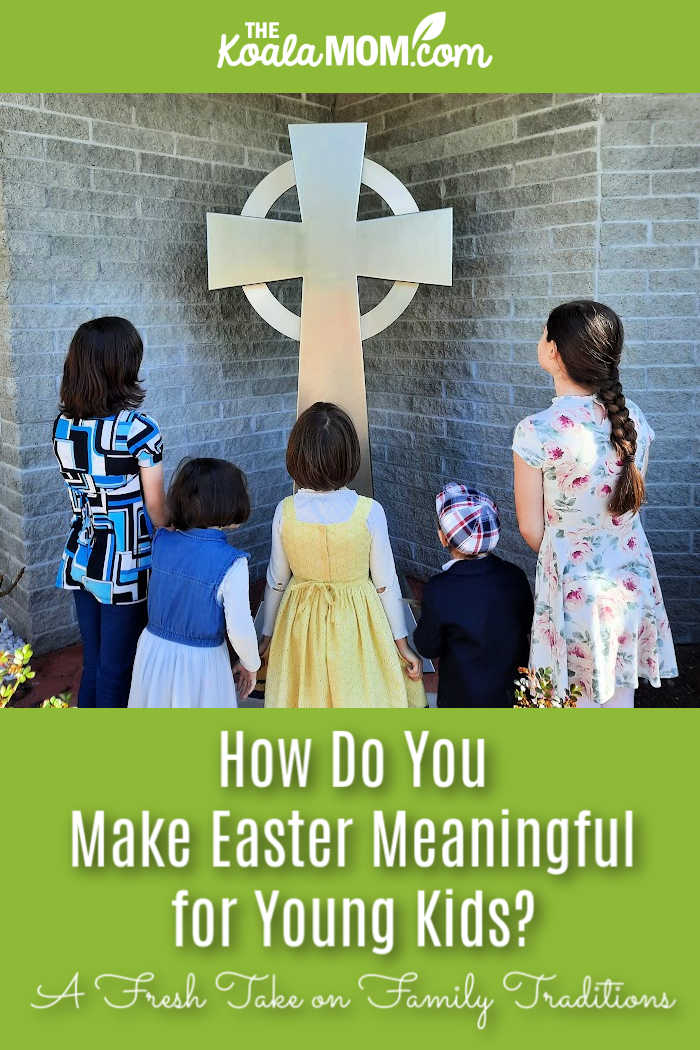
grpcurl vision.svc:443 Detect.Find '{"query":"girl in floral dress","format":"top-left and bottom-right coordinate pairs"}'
top-left (512, 300), bottom-right (677, 707)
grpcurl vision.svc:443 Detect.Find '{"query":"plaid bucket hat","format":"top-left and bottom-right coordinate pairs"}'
top-left (436, 483), bottom-right (501, 556)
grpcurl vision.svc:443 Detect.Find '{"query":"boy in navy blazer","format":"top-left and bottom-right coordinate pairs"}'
top-left (413, 484), bottom-right (534, 707)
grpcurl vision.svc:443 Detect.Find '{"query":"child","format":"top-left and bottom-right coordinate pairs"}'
top-left (259, 402), bottom-right (425, 708)
top-left (53, 317), bottom-right (168, 708)
top-left (128, 458), bottom-right (260, 708)
top-left (413, 484), bottom-right (534, 707)
top-left (512, 300), bottom-right (677, 706)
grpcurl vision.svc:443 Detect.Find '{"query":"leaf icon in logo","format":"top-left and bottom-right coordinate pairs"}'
top-left (412, 11), bottom-right (447, 48)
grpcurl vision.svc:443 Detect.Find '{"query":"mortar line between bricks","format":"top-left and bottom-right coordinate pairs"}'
top-left (401, 163), bottom-right (602, 190)
top-left (372, 119), bottom-right (602, 158)
top-left (372, 120), bottom-right (600, 150)
top-left (604, 168), bottom-right (698, 175)
top-left (363, 98), bottom-right (598, 134)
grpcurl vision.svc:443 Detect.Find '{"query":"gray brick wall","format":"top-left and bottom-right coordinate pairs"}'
top-left (0, 92), bottom-right (698, 651)
top-left (0, 93), bottom-right (330, 652)
top-left (598, 95), bottom-right (699, 641)
top-left (338, 92), bottom-right (699, 643)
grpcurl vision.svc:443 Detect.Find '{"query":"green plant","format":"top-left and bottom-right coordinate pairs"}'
top-left (40, 692), bottom-right (72, 709)
top-left (1, 648), bottom-right (72, 708)
top-left (0, 645), bottom-right (35, 707)
top-left (514, 666), bottom-right (582, 708)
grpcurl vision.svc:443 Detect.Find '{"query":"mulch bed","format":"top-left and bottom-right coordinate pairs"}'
top-left (14, 644), bottom-right (699, 710)
top-left (10, 644), bottom-right (82, 707)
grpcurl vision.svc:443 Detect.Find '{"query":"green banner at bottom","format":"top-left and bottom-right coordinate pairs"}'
top-left (0, 710), bottom-right (697, 1047)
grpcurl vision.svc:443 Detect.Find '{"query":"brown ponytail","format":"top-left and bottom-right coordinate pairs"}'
top-left (546, 301), bottom-right (646, 516)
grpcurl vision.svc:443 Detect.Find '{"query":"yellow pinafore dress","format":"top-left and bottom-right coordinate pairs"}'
top-left (264, 495), bottom-right (426, 709)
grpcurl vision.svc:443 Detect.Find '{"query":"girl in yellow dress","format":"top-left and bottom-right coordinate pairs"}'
top-left (259, 402), bottom-right (425, 708)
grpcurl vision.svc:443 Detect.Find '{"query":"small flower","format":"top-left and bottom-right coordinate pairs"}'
top-left (571, 475), bottom-right (590, 488)
top-left (565, 587), bottom-right (584, 604)
top-left (547, 446), bottom-right (565, 460)
top-left (513, 666), bottom-right (574, 708)
top-left (622, 577), bottom-right (637, 592)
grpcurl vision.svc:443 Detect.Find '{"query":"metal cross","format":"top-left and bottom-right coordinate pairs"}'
top-left (207, 122), bottom-right (452, 496)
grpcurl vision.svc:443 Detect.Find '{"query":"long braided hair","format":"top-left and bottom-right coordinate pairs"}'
top-left (546, 300), bottom-right (645, 516)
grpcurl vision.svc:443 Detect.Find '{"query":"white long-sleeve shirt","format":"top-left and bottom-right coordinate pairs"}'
top-left (262, 488), bottom-right (407, 639)
top-left (217, 558), bottom-right (261, 673)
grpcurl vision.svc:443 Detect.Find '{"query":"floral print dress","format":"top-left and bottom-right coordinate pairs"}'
top-left (512, 394), bottom-right (677, 704)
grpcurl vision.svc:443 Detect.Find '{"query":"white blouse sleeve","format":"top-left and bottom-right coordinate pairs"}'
top-left (367, 500), bottom-right (408, 640)
top-left (262, 500), bottom-right (291, 637)
top-left (633, 406), bottom-right (655, 477)
top-left (218, 558), bottom-right (261, 673)
top-left (512, 416), bottom-right (545, 468)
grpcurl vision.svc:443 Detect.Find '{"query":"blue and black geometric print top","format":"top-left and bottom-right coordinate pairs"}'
top-left (53, 411), bottom-right (164, 605)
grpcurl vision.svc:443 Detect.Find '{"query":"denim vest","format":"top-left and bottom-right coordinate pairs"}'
top-left (146, 528), bottom-right (249, 648)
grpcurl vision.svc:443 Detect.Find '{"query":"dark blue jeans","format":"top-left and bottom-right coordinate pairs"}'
top-left (73, 591), bottom-right (147, 708)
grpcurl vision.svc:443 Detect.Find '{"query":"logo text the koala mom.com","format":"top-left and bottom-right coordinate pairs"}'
top-left (217, 13), bottom-right (493, 70)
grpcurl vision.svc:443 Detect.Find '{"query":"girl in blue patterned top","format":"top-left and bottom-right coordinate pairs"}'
top-left (53, 317), bottom-right (168, 707)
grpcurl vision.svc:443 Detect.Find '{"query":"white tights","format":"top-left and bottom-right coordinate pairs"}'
top-left (577, 686), bottom-right (635, 708)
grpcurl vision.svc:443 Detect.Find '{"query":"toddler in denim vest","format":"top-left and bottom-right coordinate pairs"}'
top-left (128, 458), bottom-right (259, 708)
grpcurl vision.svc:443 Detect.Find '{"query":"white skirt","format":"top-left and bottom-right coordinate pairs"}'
top-left (128, 629), bottom-right (238, 708)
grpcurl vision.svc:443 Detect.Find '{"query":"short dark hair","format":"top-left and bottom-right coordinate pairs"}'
top-left (60, 316), bottom-right (145, 419)
top-left (286, 402), bottom-right (360, 490)
top-left (167, 458), bottom-right (251, 531)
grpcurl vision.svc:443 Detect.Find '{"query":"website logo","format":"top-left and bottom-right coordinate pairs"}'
top-left (217, 12), bottom-right (493, 69)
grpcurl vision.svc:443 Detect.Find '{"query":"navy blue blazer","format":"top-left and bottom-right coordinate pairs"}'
top-left (413, 554), bottom-right (534, 708)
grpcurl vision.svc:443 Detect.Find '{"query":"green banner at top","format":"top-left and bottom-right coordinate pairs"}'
top-left (2, 0), bottom-right (698, 91)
